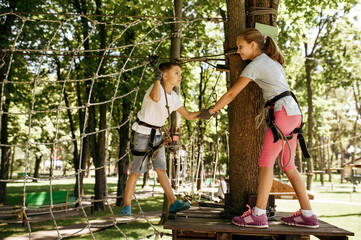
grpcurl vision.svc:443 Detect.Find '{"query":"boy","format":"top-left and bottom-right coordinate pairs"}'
top-left (119, 62), bottom-right (213, 215)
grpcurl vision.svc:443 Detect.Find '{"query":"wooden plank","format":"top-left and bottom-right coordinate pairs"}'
top-left (216, 232), bottom-right (231, 240)
top-left (165, 211), bottom-right (354, 237)
top-left (277, 235), bottom-right (303, 240)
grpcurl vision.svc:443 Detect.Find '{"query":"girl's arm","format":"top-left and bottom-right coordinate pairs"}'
top-left (177, 106), bottom-right (201, 120)
top-left (149, 80), bottom-right (162, 102)
top-left (209, 76), bottom-right (251, 114)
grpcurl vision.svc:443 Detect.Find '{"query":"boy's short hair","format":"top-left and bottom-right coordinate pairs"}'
top-left (158, 62), bottom-right (181, 72)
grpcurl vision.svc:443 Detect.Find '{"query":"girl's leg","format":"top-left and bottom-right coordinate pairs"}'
top-left (123, 172), bottom-right (141, 207)
top-left (256, 167), bottom-right (274, 209)
top-left (257, 108), bottom-right (301, 209)
top-left (155, 169), bottom-right (177, 204)
top-left (284, 168), bottom-right (312, 210)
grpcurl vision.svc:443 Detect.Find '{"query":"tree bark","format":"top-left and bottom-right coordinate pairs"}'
top-left (305, 54), bottom-right (314, 190)
top-left (327, 135), bottom-right (332, 182)
top-left (90, 0), bottom-right (108, 211)
top-left (226, 0), bottom-right (267, 210)
top-left (72, 0), bottom-right (92, 203)
top-left (0, 1), bottom-right (17, 206)
top-left (116, 99), bottom-right (130, 207)
top-left (33, 155), bottom-right (42, 180)
top-left (336, 111), bottom-right (345, 183)
top-left (0, 98), bottom-right (10, 205)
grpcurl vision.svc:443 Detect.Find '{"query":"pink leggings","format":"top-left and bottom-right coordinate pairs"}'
top-left (259, 107), bottom-right (302, 171)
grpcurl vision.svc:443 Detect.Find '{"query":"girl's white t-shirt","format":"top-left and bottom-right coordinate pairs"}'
top-left (240, 53), bottom-right (301, 116)
top-left (132, 84), bottom-right (183, 135)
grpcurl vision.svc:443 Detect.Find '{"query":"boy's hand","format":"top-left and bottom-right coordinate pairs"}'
top-left (197, 109), bottom-right (212, 120)
top-left (197, 106), bottom-right (218, 120)
top-left (154, 69), bottom-right (163, 82)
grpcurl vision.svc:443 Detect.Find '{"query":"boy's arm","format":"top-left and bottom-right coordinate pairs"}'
top-left (149, 80), bottom-right (162, 102)
top-left (149, 69), bottom-right (164, 102)
top-left (177, 106), bottom-right (201, 120)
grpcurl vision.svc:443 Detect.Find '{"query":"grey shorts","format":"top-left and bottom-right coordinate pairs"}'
top-left (130, 132), bottom-right (166, 174)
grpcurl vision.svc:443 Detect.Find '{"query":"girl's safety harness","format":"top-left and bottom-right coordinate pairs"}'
top-left (264, 91), bottom-right (310, 164)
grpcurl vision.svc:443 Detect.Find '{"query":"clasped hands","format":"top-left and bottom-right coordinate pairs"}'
top-left (197, 106), bottom-right (218, 120)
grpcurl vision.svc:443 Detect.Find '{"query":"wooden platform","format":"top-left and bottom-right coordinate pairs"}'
top-left (164, 206), bottom-right (354, 240)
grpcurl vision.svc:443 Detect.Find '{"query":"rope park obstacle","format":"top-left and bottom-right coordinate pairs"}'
top-left (0, 11), bottom-right (230, 239)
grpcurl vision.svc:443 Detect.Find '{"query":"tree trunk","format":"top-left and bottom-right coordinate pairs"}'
top-left (116, 97), bottom-right (130, 206)
top-left (327, 135), bottom-right (332, 182)
top-left (89, 0), bottom-right (108, 212)
top-left (305, 54), bottom-right (314, 190)
top-left (55, 57), bottom-right (83, 195)
top-left (320, 136), bottom-right (325, 185)
top-left (315, 135), bottom-right (324, 185)
top-left (226, 0), bottom-right (268, 210)
top-left (116, 128), bottom-right (129, 206)
top-left (0, 4), bottom-right (17, 205)
top-left (33, 155), bottom-right (42, 179)
top-left (0, 98), bottom-right (10, 205)
top-left (196, 146), bottom-right (204, 190)
top-left (336, 111), bottom-right (345, 183)
top-left (351, 83), bottom-right (360, 185)
top-left (72, 0), bottom-right (92, 201)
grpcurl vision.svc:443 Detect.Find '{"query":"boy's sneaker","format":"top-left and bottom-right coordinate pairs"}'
top-left (119, 206), bottom-right (131, 216)
top-left (232, 205), bottom-right (269, 228)
top-left (169, 200), bottom-right (190, 213)
top-left (281, 210), bottom-right (319, 229)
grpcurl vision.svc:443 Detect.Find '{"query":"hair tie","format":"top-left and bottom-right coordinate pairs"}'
top-left (263, 35), bottom-right (267, 43)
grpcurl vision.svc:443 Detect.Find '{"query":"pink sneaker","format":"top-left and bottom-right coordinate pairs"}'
top-left (232, 205), bottom-right (268, 228)
top-left (281, 210), bottom-right (319, 229)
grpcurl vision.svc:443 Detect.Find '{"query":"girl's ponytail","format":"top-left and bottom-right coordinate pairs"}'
top-left (238, 28), bottom-right (284, 66)
top-left (264, 36), bottom-right (284, 66)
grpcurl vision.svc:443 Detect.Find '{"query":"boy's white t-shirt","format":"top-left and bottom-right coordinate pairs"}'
top-left (240, 53), bottom-right (301, 116)
top-left (132, 83), bottom-right (183, 135)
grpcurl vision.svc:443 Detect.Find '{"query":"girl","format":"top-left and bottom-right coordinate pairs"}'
top-left (206, 28), bottom-right (318, 229)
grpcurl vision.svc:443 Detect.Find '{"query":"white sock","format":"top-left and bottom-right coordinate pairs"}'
top-left (300, 209), bottom-right (314, 217)
top-left (254, 207), bottom-right (266, 216)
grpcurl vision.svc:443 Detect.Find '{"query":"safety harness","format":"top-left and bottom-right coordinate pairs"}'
top-left (131, 119), bottom-right (166, 170)
top-left (131, 55), bottom-right (172, 170)
top-left (264, 91), bottom-right (310, 167)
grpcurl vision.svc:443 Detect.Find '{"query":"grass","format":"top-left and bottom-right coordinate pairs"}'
top-left (0, 177), bottom-right (164, 239)
top-left (1, 175), bottom-right (361, 239)
top-left (0, 194), bottom-right (166, 239)
top-left (77, 218), bottom-right (172, 240)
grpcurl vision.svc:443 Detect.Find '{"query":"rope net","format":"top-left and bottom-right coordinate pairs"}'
top-left (0, 11), bottom-right (223, 239)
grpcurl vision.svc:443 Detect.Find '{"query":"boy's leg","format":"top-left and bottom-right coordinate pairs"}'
top-left (284, 168), bottom-right (311, 210)
top-left (123, 172), bottom-right (141, 207)
top-left (256, 167), bottom-right (274, 209)
top-left (154, 169), bottom-right (176, 204)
